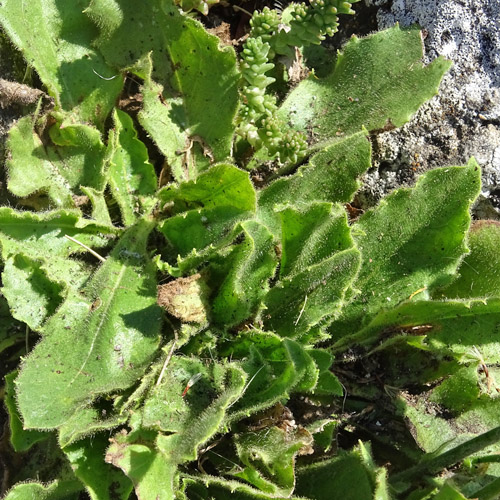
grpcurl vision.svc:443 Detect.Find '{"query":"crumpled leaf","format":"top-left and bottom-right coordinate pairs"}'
top-left (233, 426), bottom-right (313, 497)
top-left (107, 109), bottom-right (157, 226)
top-left (223, 332), bottom-right (341, 421)
top-left (6, 117), bottom-right (108, 208)
top-left (15, 217), bottom-right (162, 431)
top-left (208, 220), bottom-right (278, 327)
top-left (0, 0), bottom-right (123, 127)
top-left (263, 203), bottom-right (360, 337)
top-left (107, 358), bottom-right (246, 499)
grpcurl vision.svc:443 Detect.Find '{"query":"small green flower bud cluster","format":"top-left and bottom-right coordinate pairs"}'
top-left (273, 0), bottom-right (354, 56)
top-left (249, 7), bottom-right (281, 44)
top-left (174, 0), bottom-right (218, 16)
top-left (237, 36), bottom-right (279, 149)
top-left (258, 115), bottom-right (307, 164)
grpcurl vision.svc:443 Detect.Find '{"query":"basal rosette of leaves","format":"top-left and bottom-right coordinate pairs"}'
top-left (1, 1), bottom-right (500, 499)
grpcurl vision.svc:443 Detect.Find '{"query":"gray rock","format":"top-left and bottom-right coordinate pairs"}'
top-left (358, 0), bottom-right (500, 218)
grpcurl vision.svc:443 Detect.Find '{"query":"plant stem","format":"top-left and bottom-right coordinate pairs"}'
top-left (390, 425), bottom-right (500, 490)
top-left (475, 477), bottom-right (500, 500)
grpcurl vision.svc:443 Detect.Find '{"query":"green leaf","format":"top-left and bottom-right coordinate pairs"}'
top-left (330, 160), bottom-right (481, 339)
top-left (0, 292), bottom-right (25, 354)
top-left (433, 484), bottom-right (469, 500)
top-left (278, 24), bottom-right (452, 142)
top-left (107, 109), bottom-right (157, 226)
top-left (233, 426), bottom-right (313, 497)
top-left (0, 207), bottom-right (116, 261)
top-left (2, 254), bottom-right (64, 330)
top-left (158, 164), bottom-right (256, 258)
top-left (279, 202), bottom-right (355, 279)
top-left (295, 442), bottom-right (388, 500)
top-left (0, 207), bottom-right (117, 291)
top-left (437, 220), bottom-right (500, 299)
top-left (4, 480), bottom-right (82, 500)
top-left (87, 0), bottom-right (239, 175)
top-left (334, 298), bottom-right (500, 361)
top-left (225, 334), bottom-right (320, 420)
top-left (106, 436), bottom-right (176, 500)
top-left (209, 220), bottom-right (278, 327)
top-left (58, 406), bottom-right (128, 448)
top-left (142, 356), bottom-right (245, 435)
top-left (0, 0), bottom-right (123, 126)
top-left (181, 475), bottom-right (308, 499)
top-left (263, 203), bottom-right (360, 337)
top-left (257, 131), bottom-right (371, 237)
top-left (15, 217), bottom-right (162, 430)
top-left (64, 434), bottom-right (133, 500)
top-left (108, 358), bottom-right (245, 499)
top-left (4, 371), bottom-right (48, 452)
top-left (307, 349), bottom-right (343, 396)
top-left (6, 117), bottom-right (108, 207)
top-left (138, 58), bottom-right (191, 183)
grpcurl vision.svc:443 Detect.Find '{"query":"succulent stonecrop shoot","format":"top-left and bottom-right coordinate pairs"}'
top-left (237, 0), bottom-right (358, 166)
top-left (2, 1), bottom-right (500, 500)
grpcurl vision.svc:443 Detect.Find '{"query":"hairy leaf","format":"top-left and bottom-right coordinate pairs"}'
top-left (233, 426), bottom-right (313, 496)
top-left (158, 164), bottom-right (256, 258)
top-left (0, 0), bottom-right (123, 126)
top-left (64, 435), bottom-right (133, 500)
top-left (209, 220), bottom-right (278, 327)
top-left (3, 480), bottom-right (82, 500)
top-left (0, 294), bottom-right (24, 354)
top-left (2, 254), bottom-right (64, 330)
top-left (107, 109), bottom-right (157, 226)
top-left (15, 217), bottom-right (162, 430)
top-left (437, 220), bottom-right (500, 299)
top-left (108, 358), bottom-right (245, 499)
top-left (279, 24), bottom-right (452, 143)
top-left (4, 371), bottom-right (48, 453)
top-left (330, 161), bottom-right (481, 340)
top-left (264, 203), bottom-right (360, 337)
top-left (295, 442), bottom-right (389, 500)
top-left (7, 117), bottom-right (108, 207)
top-left (257, 131), bottom-right (371, 236)
top-left (181, 475), bottom-right (309, 499)
top-left (87, 0), bottom-right (239, 174)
